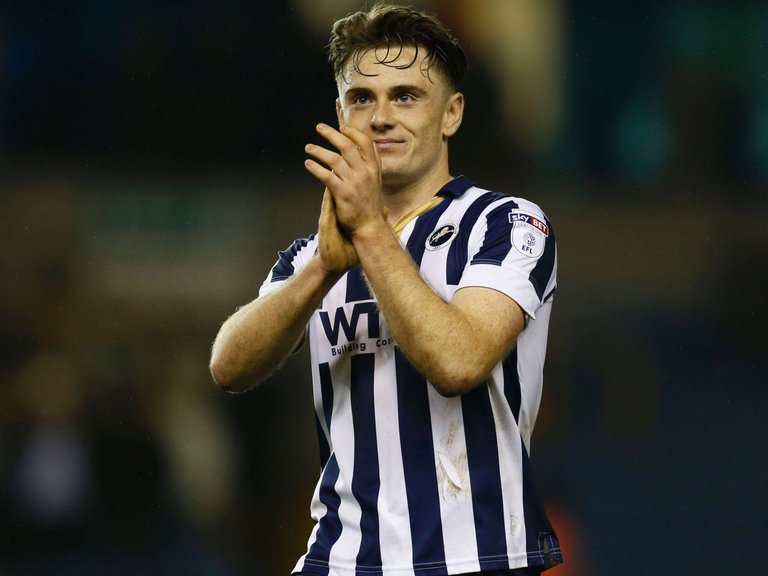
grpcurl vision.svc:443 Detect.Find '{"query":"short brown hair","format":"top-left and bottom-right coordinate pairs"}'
top-left (328, 3), bottom-right (467, 90)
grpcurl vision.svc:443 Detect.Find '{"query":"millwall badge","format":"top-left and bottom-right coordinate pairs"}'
top-left (426, 224), bottom-right (459, 250)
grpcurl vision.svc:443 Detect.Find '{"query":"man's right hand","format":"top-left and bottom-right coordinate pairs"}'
top-left (318, 188), bottom-right (358, 273)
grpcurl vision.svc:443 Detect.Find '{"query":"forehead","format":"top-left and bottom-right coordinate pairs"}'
top-left (337, 44), bottom-right (449, 92)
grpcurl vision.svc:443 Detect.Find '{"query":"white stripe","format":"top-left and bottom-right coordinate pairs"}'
top-left (488, 369), bottom-right (528, 567)
top-left (516, 300), bottom-right (553, 450)
top-left (326, 356), bottom-right (363, 570)
top-left (374, 344), bottom-right (415, 576)
top-left (427, 387), bottom-right (480, 573)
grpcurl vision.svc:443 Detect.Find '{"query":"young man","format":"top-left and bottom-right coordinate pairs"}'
top-left (210, 4), bottom-right (562, 575)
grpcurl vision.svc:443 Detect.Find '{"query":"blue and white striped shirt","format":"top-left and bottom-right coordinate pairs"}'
top-left (260, 176), bottom-right (561, 576)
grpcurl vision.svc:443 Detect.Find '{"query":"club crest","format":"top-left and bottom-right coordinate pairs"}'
top-left (425, 224), bottom-right (459, 250)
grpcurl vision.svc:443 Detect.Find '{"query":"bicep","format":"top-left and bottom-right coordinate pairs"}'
top-left (451, 285), bottom-right (526, 362)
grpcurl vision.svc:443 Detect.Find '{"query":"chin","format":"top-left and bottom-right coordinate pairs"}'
top-left (381, 174), bottom-right (415, 191)
top-left (380, 163), bottom-right (410, 182)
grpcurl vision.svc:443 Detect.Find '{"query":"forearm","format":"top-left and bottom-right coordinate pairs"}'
top-left (353, 222), bottom-right (504, 396)
top-left (210, 258), bottom-right (340, 392)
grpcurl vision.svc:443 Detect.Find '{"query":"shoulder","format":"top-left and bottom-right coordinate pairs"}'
top-left (280, 233), bottom-right (318, 255)
top-left (270, 234), bottom-right (318, 280)
top-left (456, 185), bottom-right (552, 229)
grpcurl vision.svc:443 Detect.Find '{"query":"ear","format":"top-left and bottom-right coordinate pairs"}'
top-left (442, 91), bottom-right (464, 138)
top-left (336, 98), bottom-right (345, 128)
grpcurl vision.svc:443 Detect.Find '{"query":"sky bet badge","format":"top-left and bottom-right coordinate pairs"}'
top-left (509, 211), bottom-right (548, 258)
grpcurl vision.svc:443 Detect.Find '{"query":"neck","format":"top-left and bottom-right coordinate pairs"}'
top-left (382, 166), bottom-right (453, 225)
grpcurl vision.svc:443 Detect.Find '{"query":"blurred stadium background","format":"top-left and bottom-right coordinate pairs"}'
top-left (1, 1), bottom-right (766, 574)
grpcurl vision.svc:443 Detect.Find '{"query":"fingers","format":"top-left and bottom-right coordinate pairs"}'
top-left (306, 122), bottom-right (383, 237)
top-left (339, 124), bottom-right (377, 164)
top-left (318, 123), bottom-right (368, 165)
top-left (304, 155), bottom-right (340, 188)
top-left (304, 123), bottom-right (374, 180)
top-left (318, 187), bottom-right (358, 273)
top-left (319, 188), bottom-right (337, 229)
top-left (304, 139), bottom-right (350, 187)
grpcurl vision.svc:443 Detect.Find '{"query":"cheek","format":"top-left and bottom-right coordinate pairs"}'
top-left (342, 108), bottom-right (370, 128)
top-left (417, 117), bottom-right (445, 148)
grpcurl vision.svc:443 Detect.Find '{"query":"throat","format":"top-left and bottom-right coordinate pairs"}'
top-left (391, 196), bottom-right (446, 236)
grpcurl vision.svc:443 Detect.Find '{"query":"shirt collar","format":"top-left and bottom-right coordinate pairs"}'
top-left (437, 175), bottom-right (474, 198)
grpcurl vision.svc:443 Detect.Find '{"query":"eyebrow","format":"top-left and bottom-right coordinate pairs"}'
top-left (390, 84), bottom-right (428, 97)
top-left (344, 84), bottom-right (428, 101)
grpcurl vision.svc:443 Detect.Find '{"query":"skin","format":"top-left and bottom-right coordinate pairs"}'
top-left (210, 45), bottom-right (524, 395)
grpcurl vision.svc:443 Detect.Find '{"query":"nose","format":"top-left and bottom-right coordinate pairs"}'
top-left (370, 100), bottom-right (394, 131)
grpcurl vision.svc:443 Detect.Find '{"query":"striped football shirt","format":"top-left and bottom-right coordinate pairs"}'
top-left (260, 176), bottom-right (562, 576)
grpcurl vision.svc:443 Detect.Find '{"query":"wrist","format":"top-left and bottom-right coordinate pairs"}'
top-left (350, 216), bottom-right (393, 249)
top-left (308, 256), bottom-right (346, 287)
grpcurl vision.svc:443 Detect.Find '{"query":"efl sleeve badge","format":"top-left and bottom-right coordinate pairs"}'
top-left (508, 211), bottom-right (548, 258)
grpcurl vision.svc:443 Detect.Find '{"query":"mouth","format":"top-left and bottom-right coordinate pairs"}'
top-left (373, 138), bottom-right (404, 151)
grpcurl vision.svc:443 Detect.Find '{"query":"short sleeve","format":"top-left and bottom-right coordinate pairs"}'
top-left (458, 200), bottom-right (557, 319)
top-left (258, 234), bottom-right (318, 298)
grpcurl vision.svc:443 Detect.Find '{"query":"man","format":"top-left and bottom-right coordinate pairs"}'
top-left (210, 4), bottom-right (561, 575)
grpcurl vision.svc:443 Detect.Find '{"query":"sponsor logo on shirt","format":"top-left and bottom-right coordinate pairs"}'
top-left (318, 302), bottom-right (395, 357)
top-left (508, 211), bottom-right (547, 258)
top-left (319, 302), bottom-right (379, 345)
top-left (508, 212), bottom-right (549, 236)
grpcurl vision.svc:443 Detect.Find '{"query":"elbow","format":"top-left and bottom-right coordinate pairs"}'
top-left (431, 382), bottom-right (466, 398)
top-left (209, 355), bottom-right (255, 394)
top-left (209, 357), bottom-right (237, 392)
top-left (428, 363), bottom-right (489, 398)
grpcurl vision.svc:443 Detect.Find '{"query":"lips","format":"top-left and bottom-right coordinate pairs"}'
top-left (373, 138), bottom-right (404, 151)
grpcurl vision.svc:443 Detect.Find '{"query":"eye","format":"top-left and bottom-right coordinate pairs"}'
top-left (395, 93), bottom-right (415, 103)
top-left (351, 94), bottom-right (371, 105)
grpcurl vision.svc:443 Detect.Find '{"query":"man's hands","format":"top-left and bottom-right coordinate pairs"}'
top-left (318, 188), bottom-right (358, 273)
top-left (302, 122), bottom-right (525, 397)
top-left (305, 123), bottom-right (387, 240)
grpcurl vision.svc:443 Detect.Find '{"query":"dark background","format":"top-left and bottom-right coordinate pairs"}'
top-left (1, 1), bottom-right (766, 575)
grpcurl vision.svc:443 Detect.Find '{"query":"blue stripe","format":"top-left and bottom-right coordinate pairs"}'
top-left (395, 349), bottom-right (447, 575)
top-left (528, 217), bottom-right (557, 301)
top-left (472, 202), bottom-right (519, 266)
top-left (461, 385), bottom-right (509, 568)
top-left (350, 353), bottom-right (382, 574)
top-left (405, 200), bottom-right (453, 267)
top-left (304, 362), bottom-right (340, 571)
top-left (306, 454), bottom-right (343, 574)
top-left (502, 350), bottom-right (522, 424)
top-left (447, 193), bottom-right (513, 285)
top-left (315, 415), bottom-right (331, 469)
top-left (346, 267), bottom-right (373, 303)
top-left (319, 362), bottom-right (334, 432)
top-left (271, 235), bottom-right (314, 282)
top-left (521, 438), bottom-right (562, 569)
top-left (315, 362), bottom-right (334, 469)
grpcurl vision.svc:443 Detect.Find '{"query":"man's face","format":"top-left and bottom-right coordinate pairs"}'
top-left (336, 45), bottom-right (463, 188)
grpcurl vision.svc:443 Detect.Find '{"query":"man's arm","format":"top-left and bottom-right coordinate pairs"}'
top-left (209, 190), bottom-right (355, 392)
top-left (209, 258), bottom-right (338, 392)
top-left (354, 220), bottom-right (525, 396)
top-left (305, 125), bottom-right (525, 396)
